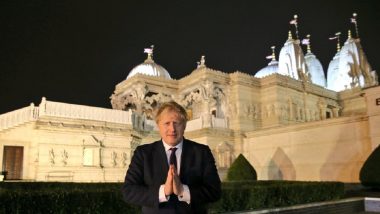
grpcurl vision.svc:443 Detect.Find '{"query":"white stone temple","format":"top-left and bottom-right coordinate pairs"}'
top-left (0, 17), bottom-right (379, 183)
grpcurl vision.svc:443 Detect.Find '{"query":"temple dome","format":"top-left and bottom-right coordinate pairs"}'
top-left (255, 60), bottom-right (279, 78)
top-left (327, 51), bottom-right (342, 91)
top-left (278, 32), bottom-right (307, 80)
top-left (327, 31), bottom-right (377, 91)
top-left (305, 52), bottom-right (326, 87)
top-left (126, 50), bottom-right (171, 79)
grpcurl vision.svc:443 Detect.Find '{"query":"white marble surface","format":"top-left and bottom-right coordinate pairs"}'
top-left (365, 197), bottom-right (380, 212)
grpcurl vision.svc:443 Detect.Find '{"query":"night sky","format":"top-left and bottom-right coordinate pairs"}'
top-left (1, 0), bottom-right (379, 114)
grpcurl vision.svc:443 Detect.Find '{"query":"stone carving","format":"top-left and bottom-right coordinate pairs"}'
top-left (91, 135), bottom-right (104, 147)
top-left (110, 94), bottom-right (122, 110)
top-left (280, 104), bottom-right (288, 120)
top-left (216, 142), bottom-right (232, 168)
top-left (145, 92), bottom-right (173, 113)
top-left (243, 103), bottom-right (259, 119)
top-left (61, 149), bottom-right (68, 166)
top-left (228, 103), bottom-right (237, 119)
top-left (317, 98), bottom-right (326, 120)
top-left (122, 152), bottom-right (128, 167)
top-left (180, 82), bottom-right (227, 120)
top-left (111, 151), bottom-right (117, 167)
top-left (347, 60), bottom-right (360, 88)
top-left (112, 83), bottom-right (149, 113)
top-left (90, 135), bottom-right (105, 167)
top-left (49, 149), bottom-right (55, 166)
top-left (132, 83), bottom-right (148, 101)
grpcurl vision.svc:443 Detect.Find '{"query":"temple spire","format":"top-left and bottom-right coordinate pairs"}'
top-left (306, 34), bottom-right (311, 53)
top-left (265, 46), bottom-right (276, 61)
top-left (329, 32), bottom-right (341, 52)
top-left (351, 12), bottom-right (359, 38)
top-left (289, 14), bottom-right (299, 40)
top-left (288, 31), bottom-right (293, 40)
top-left (302, 34), bottom-right (311, 53)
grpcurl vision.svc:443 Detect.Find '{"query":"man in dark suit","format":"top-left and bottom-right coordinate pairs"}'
top-left (122, 101), bottom-right (221, 213)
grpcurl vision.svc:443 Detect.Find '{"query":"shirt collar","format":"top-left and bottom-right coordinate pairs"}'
top-left (162, 139), bottom-right (183, 151)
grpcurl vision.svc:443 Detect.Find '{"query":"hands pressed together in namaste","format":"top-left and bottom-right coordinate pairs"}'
top-left (164, 164), bottom-right (183, 197)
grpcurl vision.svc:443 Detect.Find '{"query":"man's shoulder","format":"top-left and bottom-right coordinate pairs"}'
top-left (184, 139), bottom-right (209, 149)
top-left (135, 140), bottom-right (162, 151)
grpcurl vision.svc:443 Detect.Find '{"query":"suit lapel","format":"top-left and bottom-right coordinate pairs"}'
top-left (180, 139), bottom-right (192, 181)
top-left (153, 141), bottom-right (169, 183)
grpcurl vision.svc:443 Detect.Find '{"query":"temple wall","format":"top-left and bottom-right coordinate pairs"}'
top-left (0, 117), bottom-right (136, 182)
top-left (244, 116), bottom-right (372, 182)
top-left (364, 86), bottom-right (380, 150)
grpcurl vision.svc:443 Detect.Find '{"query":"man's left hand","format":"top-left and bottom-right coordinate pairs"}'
top-left (171, 166), bottom-right (183, 196)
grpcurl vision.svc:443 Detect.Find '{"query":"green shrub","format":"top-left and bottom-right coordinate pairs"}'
top-left (0, 181), bottom-right (345, 214)
top-left (209, 180), bottom-right (344, 213)
top-left (0, 182), bottom-right (139, 214)
top-left (360, 145), bottom-right (380, 189)
top-left (226, 154), bottom-right (257, 181)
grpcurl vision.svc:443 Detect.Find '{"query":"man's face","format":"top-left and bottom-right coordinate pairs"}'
top-left (157, 109), bottom-right (186, 146)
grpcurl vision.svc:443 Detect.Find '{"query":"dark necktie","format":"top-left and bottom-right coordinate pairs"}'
top-left (169, 147), bottom-right (177, 169)
top-left (169, 147), bottom-right (179, 203)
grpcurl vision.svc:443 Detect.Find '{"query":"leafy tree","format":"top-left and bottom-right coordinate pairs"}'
top-left (226, 154), bottom-right (257, 181)
top-left (360, 145), bottom-right (380, 189)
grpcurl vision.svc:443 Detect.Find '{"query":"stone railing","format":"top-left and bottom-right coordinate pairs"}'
top-left (0, 103), bottom-right (39, 131)
top-left (39, 97), bottom-right (132, 124)
top-left (0, 97), bottom-right (133, 131)
top-left (1, 98), bottom-right (227, 132)
top-left (186, 114), bottom-right (228, 132)
top-left (139, 114), bottom-right (228, 132)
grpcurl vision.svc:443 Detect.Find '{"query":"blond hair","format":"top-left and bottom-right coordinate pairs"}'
top-left (155, 101), bottom-right (188, 124)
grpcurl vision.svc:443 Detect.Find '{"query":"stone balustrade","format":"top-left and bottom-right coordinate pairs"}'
top-left (1, 97), bottom-right (228, 132)
top-left (0, 97), bottom-right (133, 131)
top-left (40, 98), bottom-right (132, 124)
top-left (0, 104), bottom-right (38, 131)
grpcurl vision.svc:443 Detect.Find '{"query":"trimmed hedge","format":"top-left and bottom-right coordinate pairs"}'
top-left (226, 154), bottom-right (257, 181)
top-left (360, 145), bottom-right (380, 189)
top-left (0, 182), bottom-right (139, 214)
top-left (209, 180), bottom-right (345, 213)
top-left (0, 181), bottom-right (344, 213)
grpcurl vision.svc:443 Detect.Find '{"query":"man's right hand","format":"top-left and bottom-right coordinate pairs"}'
top-left (164, 165), bottom-right (174, 196)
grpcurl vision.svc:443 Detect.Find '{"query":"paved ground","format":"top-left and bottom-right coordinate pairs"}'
top-left (345, 184), bottom-right (380, 213)
top-left (229, 184), bottom-right (380, 214)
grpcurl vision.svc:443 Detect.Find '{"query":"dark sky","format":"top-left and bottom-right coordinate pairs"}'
top-left (1, 0), bottom-right (379, 114)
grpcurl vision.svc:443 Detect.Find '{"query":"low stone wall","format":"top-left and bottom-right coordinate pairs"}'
top-left (231, 197), bottom-right (380, 214)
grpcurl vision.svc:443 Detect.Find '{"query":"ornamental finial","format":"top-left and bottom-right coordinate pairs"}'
top-left (351, 12), bottom-right (359, 38)
top-left (288, 31), bottom-right (293, 40)
top-left (289, 14), bottom-right (299, 40)
top-left (266, 46), bottom-right (276, 61)
top-left (197, 55), bottom-right (206, 68)
top-left (329, 32), bottom-right (341, 52)
top-left (301, 34), bottom-right (311, 53)
top-left (144, 45), bottom-right (154, 62)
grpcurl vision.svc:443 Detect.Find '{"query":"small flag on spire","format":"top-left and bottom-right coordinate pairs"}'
top-left (144, 48), bottom-right (153, 54)
top-left (289, 19), bottom-right (297, 25)
top-left (329, 36), bottom-right (338, 40)
top-left (301, 38), bottom-right (310, 45)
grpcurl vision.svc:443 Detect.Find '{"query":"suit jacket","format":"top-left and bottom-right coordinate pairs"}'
top-left (121, 138), bottom-right (221, 214)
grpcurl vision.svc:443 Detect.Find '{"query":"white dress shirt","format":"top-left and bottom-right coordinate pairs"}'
top-left (158, 140), bottom-right (191, 203)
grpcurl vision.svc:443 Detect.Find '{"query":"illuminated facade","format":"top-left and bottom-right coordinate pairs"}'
top-left (0, 21), bottom-right (379, 182)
